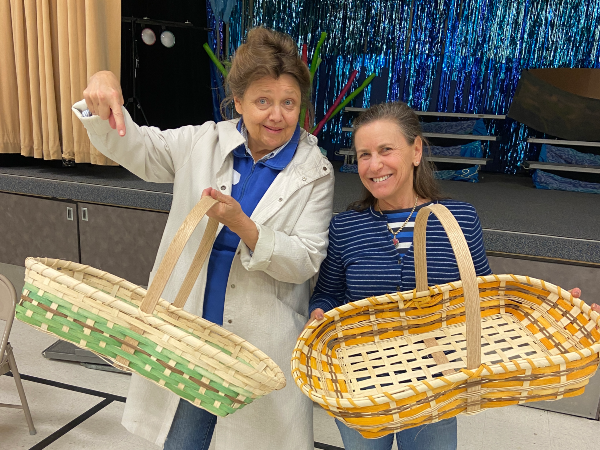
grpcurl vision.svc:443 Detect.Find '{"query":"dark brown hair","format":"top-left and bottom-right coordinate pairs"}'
top-left (347, 102), bottom-right (446, 211)
top-left (221, 27), bottom-right (312, 121)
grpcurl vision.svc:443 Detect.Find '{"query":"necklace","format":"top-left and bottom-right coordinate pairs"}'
top-left (377, 195), bottom-right (419, 246)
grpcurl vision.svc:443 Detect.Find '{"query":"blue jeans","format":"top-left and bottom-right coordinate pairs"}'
top-left (163, 399), bottom-right (217, 450)
top-left (336, 416), bottom-right (457, 450)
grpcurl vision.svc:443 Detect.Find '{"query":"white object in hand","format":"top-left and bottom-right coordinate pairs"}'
top-left (233, 169), bottom-right (241, 185)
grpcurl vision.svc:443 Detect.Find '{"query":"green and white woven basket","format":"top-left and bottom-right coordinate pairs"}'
top-left (16, 197), bottom-right (286, 417)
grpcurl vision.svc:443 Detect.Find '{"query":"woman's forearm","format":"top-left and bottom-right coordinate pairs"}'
top-left (229, 214), bottom-right (259, 252)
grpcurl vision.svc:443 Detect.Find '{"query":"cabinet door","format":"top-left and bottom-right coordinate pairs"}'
top-left (488, 255), bottom-right (600, 419)
top-left (78, 203), bottom-right (168, 286)
top-left (0, 192), bottom-right (79, 266)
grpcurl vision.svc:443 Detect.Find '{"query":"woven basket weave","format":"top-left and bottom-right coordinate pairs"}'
top-left (292, 204), bottom-right (600, 438)
top-left (16, 197), bottom-right (286, 417)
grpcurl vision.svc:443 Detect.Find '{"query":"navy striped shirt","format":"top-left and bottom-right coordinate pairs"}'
top-left (309, 200), bottom-right (492, 315)
top-left (382, 204), bottom-right (421, 258)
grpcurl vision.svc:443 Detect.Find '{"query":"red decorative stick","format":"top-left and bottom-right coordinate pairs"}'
top-left (299, 43), bottom-right (309, 130)
top-left (312, 69), bottom-right (358, 136)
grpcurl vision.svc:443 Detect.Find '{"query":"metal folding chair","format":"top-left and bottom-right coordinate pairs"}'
top-left (0, 273), bottom-right (36, 435)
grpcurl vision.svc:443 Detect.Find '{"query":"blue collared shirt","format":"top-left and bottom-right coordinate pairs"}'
top-left (202, 119), bottom-right (300, 325)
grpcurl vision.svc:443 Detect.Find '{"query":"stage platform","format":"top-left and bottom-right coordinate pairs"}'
top-left (0, 155), bottom-right (598, 265)
top-left (332, 163), bottom-right (600, 265)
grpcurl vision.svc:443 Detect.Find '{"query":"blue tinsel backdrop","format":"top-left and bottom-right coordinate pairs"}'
top-left (206, 0), bottom-right (600, 173)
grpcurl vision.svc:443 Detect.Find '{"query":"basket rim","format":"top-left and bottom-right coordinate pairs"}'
top-left (26, 257), bottom-right (286, 390)
top-left (292, 273), bottom-right (600, 408)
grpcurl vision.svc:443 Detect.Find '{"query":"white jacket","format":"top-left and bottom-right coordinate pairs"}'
top-left (72, 101), bottom-right (334, 449)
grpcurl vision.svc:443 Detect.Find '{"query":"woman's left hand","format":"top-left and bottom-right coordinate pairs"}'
top-left (202, 187), bottom-right (259, 251)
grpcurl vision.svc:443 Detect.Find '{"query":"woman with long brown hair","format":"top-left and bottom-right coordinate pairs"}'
top-left (308, 102), bottom-right (491, 450)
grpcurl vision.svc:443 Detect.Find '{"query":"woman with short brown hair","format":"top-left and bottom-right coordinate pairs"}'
top-left (75, 27), bottom-right (333, 450)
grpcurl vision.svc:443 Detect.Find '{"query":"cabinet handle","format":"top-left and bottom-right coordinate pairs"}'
top-left (81, 208), bottom-right (88, 221)
top-left (67, 207), bottom-right (73, 221)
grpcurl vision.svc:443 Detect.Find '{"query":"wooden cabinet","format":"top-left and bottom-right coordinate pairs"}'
top-left (488, 255), bottom-right (600, 419)
top-left (78, 203), bottom-right (168, 285)
top-left (0, 192), bottom-right (79, 266)
top-left (0, 192), bottom-right (169, 286)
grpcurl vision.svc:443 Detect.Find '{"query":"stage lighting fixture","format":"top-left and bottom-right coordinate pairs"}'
top-left (141, 28), bottom-right (156, 45)
top-left (160, 30), bottom-right (176, 48)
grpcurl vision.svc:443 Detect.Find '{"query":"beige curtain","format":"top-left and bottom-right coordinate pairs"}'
top-left (0, 0), bottom-right (120, 165)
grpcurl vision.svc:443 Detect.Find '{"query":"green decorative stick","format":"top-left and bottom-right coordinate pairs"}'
top-left (310, 58), bottom-right (322, 84)
top-left (203, 43), bottom-right (228, 78)
top-left (301, 33), bottom-right (326, 127)
top-left (324, 73), bottom-right (376, 126)
top-left (299, 107), bottom-right (306, 128)
top-left (310, 32), bottom-right (327, 78)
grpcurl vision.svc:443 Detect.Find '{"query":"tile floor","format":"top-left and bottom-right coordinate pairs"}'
top-left (2, 263), bottom-right (599, 450)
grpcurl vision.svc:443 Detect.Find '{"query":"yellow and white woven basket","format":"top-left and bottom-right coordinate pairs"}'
top-left (292, 204), bottom-right (600, 438)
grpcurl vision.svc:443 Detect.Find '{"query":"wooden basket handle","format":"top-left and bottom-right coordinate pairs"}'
top-left (413, 203), bottom-right (481, 370)
top-left (139, 196), bottom-right (219, 314)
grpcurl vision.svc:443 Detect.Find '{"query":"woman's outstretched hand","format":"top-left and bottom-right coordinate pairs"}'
top-left (83, 71), bottom-right (126, 136)
top-left (587, 285), bottom-right (600, 317)
top-left (202, 188), bottom-right (259, 251)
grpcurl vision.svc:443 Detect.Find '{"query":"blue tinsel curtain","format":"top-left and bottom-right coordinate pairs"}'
top-left (206, 0), bottom-right (600, 173)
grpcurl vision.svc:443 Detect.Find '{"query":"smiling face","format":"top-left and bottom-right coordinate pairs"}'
top-left (355, 119), bottom-right (423, 210)
top-left (234, 74), bottom-right (301, 159)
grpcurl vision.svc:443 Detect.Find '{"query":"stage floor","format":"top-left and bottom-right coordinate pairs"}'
top-left (331, 165), bottom-right (600, 264)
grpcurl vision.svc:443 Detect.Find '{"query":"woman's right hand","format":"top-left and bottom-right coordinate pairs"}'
top-left (83, 71), bottom-right (126, 136)
top-left (303, 308), bottom-right (325, 331)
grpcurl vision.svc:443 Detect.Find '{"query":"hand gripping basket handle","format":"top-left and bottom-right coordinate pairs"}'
top-left (413, 203), bottom-right (481, 371)
top-left (139, 196), bottom-right (219, 314)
